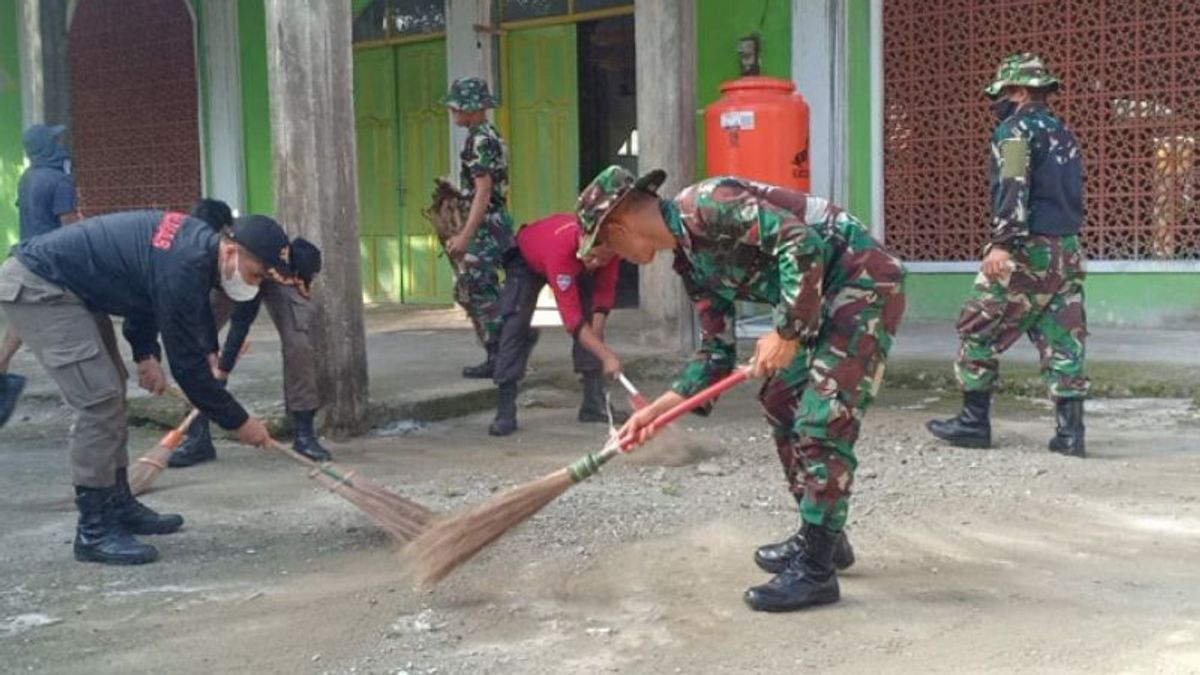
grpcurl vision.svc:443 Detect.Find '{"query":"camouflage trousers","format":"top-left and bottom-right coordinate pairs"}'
top-left (954, 234), bottom-right (1088, 399)
top-left (758, 266), bottom-right (907, 532)
top-left (454, 210), bottom-right (513, 346)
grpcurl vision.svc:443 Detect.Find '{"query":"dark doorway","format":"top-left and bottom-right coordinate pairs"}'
top-left (577, 15), bottom-right (638, 308)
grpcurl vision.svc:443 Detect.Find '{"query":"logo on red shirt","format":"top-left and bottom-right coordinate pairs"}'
top-left (152, 212), bottom-right (186, 250)
top-left (556, 274), bottom-right (573, 291)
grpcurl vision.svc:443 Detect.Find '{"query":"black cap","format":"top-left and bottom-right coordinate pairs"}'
top-left (230, 215), bottom-right (291, 273)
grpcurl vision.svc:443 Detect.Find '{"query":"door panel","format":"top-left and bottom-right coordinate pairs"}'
top-left (506, 25), bottom-right (580, 226)
top-left (353, 46), bottom-right (401, 303)
top-left (395, 40), bottom-right (452, 304)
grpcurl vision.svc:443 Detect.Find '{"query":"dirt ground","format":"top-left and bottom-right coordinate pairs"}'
top-left (1, 381), bottom-right (1199, 674)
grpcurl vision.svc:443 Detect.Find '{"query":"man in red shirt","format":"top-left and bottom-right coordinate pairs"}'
top-left (488, 213), bottom-right (624, 436)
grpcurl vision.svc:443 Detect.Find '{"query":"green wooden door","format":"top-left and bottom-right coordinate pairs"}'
top-left (395, 40), bottom-right (452, 304)
top-left (505, 25), bottom-right (579, 225)
top-left (353, 40), bottom-right (451, 304)
top-left (354, 46), bottom-right (402, 303)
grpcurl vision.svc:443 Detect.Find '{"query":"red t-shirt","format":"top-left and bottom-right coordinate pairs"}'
top-left (517, 213), bottom-right (619, 334)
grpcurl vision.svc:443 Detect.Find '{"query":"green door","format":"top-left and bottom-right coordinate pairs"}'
top-left (353, 40), bottom-right (451, 304)
top-left (354, 46), bottom-right (402, 303)
top-left (505, 25), bottom-right (579, 225)
top-left (395, 40), bottom-right (452, 304)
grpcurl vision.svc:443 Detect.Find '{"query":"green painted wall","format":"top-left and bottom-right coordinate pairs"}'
top-left (905, 272), bottom-right (1200, 326)
top-left (238, 0), bottom-right (274, 215)
top-left (694, 0), bottom-right (791, 179)
top-left (0, 0), bottom-right (24, 250)
top-left (845, 0), bottom-right (872, 226)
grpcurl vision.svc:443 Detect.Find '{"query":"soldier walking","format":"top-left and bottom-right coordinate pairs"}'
top-left (576, 166), bottom-right (907, 612)
top-left (441, 77), bottom-right (514, 379)
top-left (927, 53), bottom-right (1088, 458)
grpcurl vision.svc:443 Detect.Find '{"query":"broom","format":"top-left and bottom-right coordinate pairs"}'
top-left (405, 366), bottom-right (753, 583)
top-left (264, 438), bottom-right (434, 542)
top-left (128, 408), bottom-right (202, 495)
top-left (152, 388), bottom-right (434, 542)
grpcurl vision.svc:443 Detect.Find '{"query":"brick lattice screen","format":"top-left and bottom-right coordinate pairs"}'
top-left (69, 0), bottom-right (201, 215)
top-left (883, 0), bottom-right (1200, 261)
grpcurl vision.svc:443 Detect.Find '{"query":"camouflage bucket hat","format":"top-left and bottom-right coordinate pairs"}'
top-left (575, 165), bottom-right (667, 259)
top-left (985, 52), bottom-right (1060, 97)
top-left (441, 76), bottom-right (498, 111)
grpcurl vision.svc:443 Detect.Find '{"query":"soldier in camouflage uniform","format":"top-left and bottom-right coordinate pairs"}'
top-left (441, 77), bottom-right (515, 378)
top-left (927, 53), bottom-right (1088, 458)
top-left (576, 165), bottom-right (907, 613)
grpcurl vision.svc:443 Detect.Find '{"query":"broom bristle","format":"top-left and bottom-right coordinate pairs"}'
top-left (128, 446), bottom-right (172, 496)
top-left (404, 469), bottom-right (575, 584)
top-left (308, 467), bottom-right (435, 543)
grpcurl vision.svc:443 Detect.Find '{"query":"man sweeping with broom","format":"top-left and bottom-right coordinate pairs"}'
top-left (0, 210), bottom-right (287, 565)
top-left (575, 166), bottom-right (907, 612)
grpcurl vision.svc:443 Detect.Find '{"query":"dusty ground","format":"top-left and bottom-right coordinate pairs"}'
top-left (1, 380), bottom-right (1199, 674)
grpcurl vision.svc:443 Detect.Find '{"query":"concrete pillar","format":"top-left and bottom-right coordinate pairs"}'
top-left (16, 0), bottom-right (69, 128)
top-left (200, 0), bottom-right (247, 212)
top-left (445, 0), bottom-right (494, 170)
top-left (263, 0), bottom-right (369, 433)
top-left (634, 0), bottom-right (696, 351)
top-left (791, 0), bottom-right (846, 204)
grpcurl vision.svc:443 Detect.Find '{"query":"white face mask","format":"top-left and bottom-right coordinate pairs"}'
top-left (220, 249), bottom-right (260, 302)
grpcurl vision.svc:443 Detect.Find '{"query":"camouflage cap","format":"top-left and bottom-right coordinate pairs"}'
top-left (575, 165), bottom-right (667, 259)
top-left (441, 76), bottom-right (498, 111)
top-left (985, 52), bottom-right (1060, 97)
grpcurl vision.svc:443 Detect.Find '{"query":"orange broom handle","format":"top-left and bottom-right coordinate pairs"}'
top-left (162, 409), bottom-right (202, 449)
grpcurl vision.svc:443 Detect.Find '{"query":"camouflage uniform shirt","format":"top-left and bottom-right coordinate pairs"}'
top-left (990, 101), bottom-right (1083, 246)
top-left (665, 176), bottom-right (904, 396)
top-left (459, 121), bottom-right (510, 214)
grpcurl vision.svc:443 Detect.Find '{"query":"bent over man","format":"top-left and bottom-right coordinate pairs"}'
top-left (487, 212), bottom-right (625, 436)
top-left (576, 166), bottom-right (906, 612)
top-left (0, 210), bottom-right (285, 565)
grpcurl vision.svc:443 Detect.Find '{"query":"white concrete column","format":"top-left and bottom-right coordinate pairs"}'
top-left (791, 0), bottom-right (847, 204)
top-left (16, 0), bottom-right (43, 126)
top-left (264, 0), bottom-right (369, 433)
top-left (445, 0), bottom-right (493, 169)
top-left (634, 0), bottom-right (697, 350)
top-left (200, 0), bottom-right (246, 212)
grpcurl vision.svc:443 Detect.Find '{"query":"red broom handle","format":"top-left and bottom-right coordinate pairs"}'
top-left (648, 366), bottom-right (751, 432)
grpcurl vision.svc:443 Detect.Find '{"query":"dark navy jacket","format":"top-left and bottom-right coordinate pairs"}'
top-left (989, 101), bottom-right (1084, 245)
top-left (12, 210), bottom-right (249, 429)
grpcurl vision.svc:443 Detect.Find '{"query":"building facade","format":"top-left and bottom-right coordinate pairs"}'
top-left (2, 0), bottom-right (1197, 328)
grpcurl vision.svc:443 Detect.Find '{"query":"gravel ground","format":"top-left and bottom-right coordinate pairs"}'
top-left (1, 382), bottom-right (1199, 674)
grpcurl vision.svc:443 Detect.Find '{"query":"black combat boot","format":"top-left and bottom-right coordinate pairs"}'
top-left (0, 373), bottom-right (26, 428)
top-left (926, 390), bottom-right (992, 448)
top-left (744, 523), bottom-right (841, 612)
top-left (168, 414), bottom-right (216, 468)
top-left (577, 372), bottom-right (629, 424)
top-left (489, 382), bottom-right (519, 437)
top-left (463, 341), bottom-right (499, 379)
top-left (292, 410), bottom-right (332, 462)
top-left (1048, 398), bottom-right (1085, 458)
top-left (112, 467), bottom-right (183, 535)
top-left (755, 522), bottom-right (856, 574)
top-left (73, 485), bottom-right (159, 565)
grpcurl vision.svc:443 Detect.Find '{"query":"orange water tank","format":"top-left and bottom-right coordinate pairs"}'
top-left (704, 76), bottom-right (810, 190)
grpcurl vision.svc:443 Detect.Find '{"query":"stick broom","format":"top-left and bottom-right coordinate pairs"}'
top-left (404, 367), bottom-right (752, 583)
top-left (128, 408), bottom-right (202, 495)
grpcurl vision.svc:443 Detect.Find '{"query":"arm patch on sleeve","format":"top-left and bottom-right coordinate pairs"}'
top-left (999, 139), bottom-right (1030, 179)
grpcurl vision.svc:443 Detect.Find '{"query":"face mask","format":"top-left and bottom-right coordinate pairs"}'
top-left (990, 98), bottom-right (1019, 121)
top-left (220, 249), bottom-right (260, 302)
